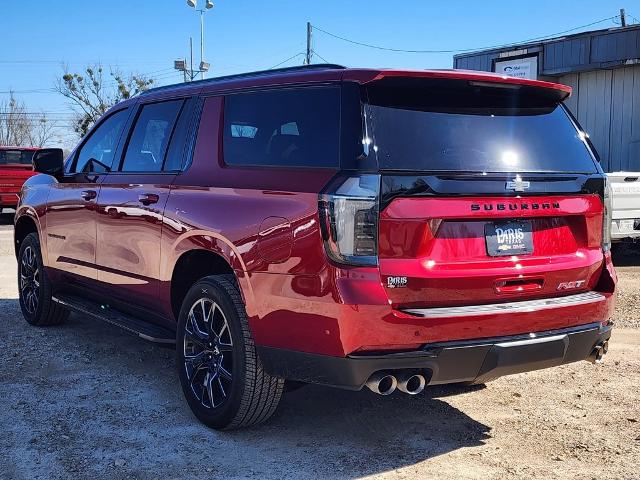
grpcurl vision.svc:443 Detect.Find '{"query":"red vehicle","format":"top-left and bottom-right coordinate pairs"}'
top-left (0, 146), bottom-right (37, 212)
top-left (15, 65), bottom-right (616, 430)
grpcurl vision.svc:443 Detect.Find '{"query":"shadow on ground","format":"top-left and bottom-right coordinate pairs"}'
top-left (612, 243), bottom-right (640, 267)
top-left (0, 298), bottom-right (491, 479)
top-left (0, 210), bottom-right (15, 225)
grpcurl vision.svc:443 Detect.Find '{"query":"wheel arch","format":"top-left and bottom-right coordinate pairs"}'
top-left (169, 248), bottom-right (253, 321)
top-left (14, 212), bottom-right (40, 259)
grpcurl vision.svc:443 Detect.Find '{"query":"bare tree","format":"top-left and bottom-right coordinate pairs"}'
top-left (28, 114), bottom-right (56, 147)
top-left (0, 91), bottom-right (55, 147)
top-left (56, 64), bottom-right (154, 137)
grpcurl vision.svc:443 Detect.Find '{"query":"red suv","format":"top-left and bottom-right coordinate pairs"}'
top-left (15, 65), bottom-right (616, 430)
top-left (0, 146), bottom-right (38, 212)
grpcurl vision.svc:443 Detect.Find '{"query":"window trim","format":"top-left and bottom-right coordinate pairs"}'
top-left (67, 107), bottom-right (131, 175)
top-left (116, 98), bottom-right (186, 174)
top-left (175, 96), bottom-right (203, 174)
top-left (220, 84), bottom-right (342, 171)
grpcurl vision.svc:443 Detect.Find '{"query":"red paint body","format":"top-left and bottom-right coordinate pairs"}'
top-left (0, 146), bottom-right (38, 208)
top-left (15, 67), bottom-right (615, 363)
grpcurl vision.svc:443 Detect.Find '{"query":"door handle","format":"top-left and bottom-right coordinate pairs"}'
top-left (138, 193), bottom-right (160, 206)
top-left (80, 190), bottom-right (97, 201)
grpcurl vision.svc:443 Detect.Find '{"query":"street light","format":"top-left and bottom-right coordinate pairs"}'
top-left (187, 0), bottom-right (214, 80)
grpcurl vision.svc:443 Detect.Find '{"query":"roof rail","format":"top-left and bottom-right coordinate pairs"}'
top-left (140, 63), bottom-right (347, 96)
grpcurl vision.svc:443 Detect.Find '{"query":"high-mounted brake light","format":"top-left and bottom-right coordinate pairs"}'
top-left (319, 174), bottom-right (380, 266)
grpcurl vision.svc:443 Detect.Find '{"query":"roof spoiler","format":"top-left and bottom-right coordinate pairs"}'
top-left (343, 69), bottom-right (571, 102)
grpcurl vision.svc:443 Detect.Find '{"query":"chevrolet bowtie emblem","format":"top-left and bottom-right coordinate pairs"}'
top-left (506, 178), bottom-right (530, 192)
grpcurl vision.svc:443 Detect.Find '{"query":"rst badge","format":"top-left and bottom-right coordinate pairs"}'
top-left (387, 276), bottom-right (408, 288)
top-left (557, 280), bottom-right (586, 291)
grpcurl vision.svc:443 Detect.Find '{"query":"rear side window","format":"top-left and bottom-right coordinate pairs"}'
top-left (223, 87), bottom-right (340, 168)
top-left (121, 100), bottom-right (184, 172)
top-left (0, 150), bottom-right (34, 165)
top-left (366, 85), bottom-right (598, 174)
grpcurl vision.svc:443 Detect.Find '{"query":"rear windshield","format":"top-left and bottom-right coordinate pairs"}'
top-left (365, 85), bottom-right (598, 174)
top-left (0, 149), bottom-right (34, 165)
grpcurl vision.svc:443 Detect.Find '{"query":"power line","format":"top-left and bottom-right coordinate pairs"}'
top-left (625, 12), bottom-right (640, 23)
top-left (312, 15), bottom-right (620, 54)
top-left (311, 50), bottom-right (330, 64)
top-left (269, 52), bottom-right (305, 69)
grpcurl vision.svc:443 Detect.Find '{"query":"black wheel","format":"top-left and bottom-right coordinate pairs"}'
top-left (18, 232), bottom-right (68, 326)
top-left (176, 275), bottom-right (284, 430)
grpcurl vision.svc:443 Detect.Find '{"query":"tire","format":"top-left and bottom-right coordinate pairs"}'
top-left (18, 232), bottom-right (68, 326)
top-left (176, 275), bottom-right (284, 430)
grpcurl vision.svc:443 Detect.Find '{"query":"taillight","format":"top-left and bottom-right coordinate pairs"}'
top-left (602, 178), bottom-right (612, 252)
top-left (319, 174), bottom-right (380, 266)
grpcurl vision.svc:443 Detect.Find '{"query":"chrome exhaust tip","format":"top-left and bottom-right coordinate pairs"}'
top-left (396, 373), bottom-right (426, 395)
top-left (590, 341), bottom-right (608, 364)
top-left (365, 372), bottom-right (397, 395)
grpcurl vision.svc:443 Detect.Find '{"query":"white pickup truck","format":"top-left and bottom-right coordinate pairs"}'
top-left (607, 172), bottom-right (640, 243)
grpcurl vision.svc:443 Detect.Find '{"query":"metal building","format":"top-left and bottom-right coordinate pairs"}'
top-left (454, 24), bottom-right (640, 172)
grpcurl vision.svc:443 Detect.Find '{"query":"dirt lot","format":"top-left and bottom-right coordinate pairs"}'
top-left (0, 212), bottom-right (638, 480)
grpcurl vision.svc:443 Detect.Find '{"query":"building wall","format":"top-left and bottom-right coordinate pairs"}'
top-left (559, 65), bottom-right (640, 172)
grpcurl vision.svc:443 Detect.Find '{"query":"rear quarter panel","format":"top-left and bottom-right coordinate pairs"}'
top-left (160, 96), bottom-right (337, 335)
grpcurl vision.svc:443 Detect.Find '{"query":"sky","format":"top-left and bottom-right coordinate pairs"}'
top-left (0, 0), bottom-right (634, 147)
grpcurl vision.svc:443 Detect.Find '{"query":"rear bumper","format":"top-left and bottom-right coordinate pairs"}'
top-left (258, 321), bottom-right (613, 390)
top-left (611, 218), bottom-right (640, 240)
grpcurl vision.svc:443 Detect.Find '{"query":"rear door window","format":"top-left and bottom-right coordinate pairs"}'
top-left (223, 87), bottom-right (340, 168)
top-left (120, 100), bottom-right (184, 172)
top-left (366, 85), bottom-right (598, 174)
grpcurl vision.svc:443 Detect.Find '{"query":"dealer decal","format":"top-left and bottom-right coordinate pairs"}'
top-left (387, 276), bottom-right (408, 288)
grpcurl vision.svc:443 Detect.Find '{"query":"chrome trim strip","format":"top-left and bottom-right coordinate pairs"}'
top-left (402, 291), bottom-right (606, 319)
top-left (495, 334), bottom-right (566, 348)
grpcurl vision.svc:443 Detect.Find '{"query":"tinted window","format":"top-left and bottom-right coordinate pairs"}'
top-left (223, 87), bottom-right (339, 168)
top-left (121, 100), bottom-right (183, 172)
top-left (74, 109), bottom-right (128, 173)
top-left (366, 86), bottom-right (598, 173)
top-left (0, 149), bottom-right (34, 165)
top-left (163, 97), bottom-right (196, 171)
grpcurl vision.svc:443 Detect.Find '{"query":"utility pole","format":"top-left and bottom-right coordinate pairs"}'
top-left (174, 35), bottom-right (209, 82)
top-left (620, 8), bottom-right (627, 27)
top-left (305, 22), bottom-right (313, 65)
top-left (190, 37), bottom-right (194, 81)
top-left (200, 9), bottom-right (205, 79)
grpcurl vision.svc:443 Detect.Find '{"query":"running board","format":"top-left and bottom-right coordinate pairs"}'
top-left (52, 294), bottom-right (176, 344)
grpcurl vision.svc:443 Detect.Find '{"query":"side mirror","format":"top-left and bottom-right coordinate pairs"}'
top-left (33, 148), bottom-right (64, 177)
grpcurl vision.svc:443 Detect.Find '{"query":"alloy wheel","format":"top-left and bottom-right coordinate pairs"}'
top-left (19, 246), bottom-right (40, 315)
top-left (183, 298), bottom-right (234, 409)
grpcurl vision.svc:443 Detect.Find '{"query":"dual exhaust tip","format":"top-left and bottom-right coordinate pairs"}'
top-left (589, 340), bottom-right (609, 364)
top-left (365, 372), bottom-right (427, 396)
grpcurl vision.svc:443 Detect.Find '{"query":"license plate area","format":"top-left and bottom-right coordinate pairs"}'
top-left (485, 220), bottom-right (533, 257)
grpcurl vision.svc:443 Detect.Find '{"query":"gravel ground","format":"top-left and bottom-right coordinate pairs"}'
top-left (611, 244), bottom-right (640, 329)
top-left (0, 212), bottom-right (639, 480)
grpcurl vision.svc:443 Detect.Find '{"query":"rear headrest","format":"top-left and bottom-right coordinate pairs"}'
top-left (269, 134), bottom-right (300, 163)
